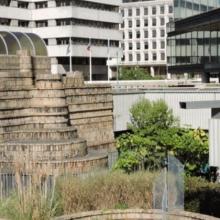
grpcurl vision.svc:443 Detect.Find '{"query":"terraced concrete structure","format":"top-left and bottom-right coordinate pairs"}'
top-left (0, 50), bottom-right (115, 175)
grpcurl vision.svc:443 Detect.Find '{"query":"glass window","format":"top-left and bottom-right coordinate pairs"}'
top-left (136, 19), bottom-right (140, 27)
top-left (129, 31), bottom-right (132, 39)
top-left (144, 42), bottom-right (148, 49)
top-left (128, 20), bottom-right (132, 28)
top-left (152, 6), bottom-right (156, 15)
top-left (144, 19), bottom-right (148, 27)
top-left (161, 52), bottom-right (165, 60)
top-left (152, 18), bottom-right (156, 26)
top-left (160, 29), bottom-right (165, 37)
top-left (152, 41), bottom-right (157, 49)
top-left (153, 53), bottom-right (157, 60)
top-left (129, 42), bottom-right (132, 50)
top-left (136, 8), bottom-right (140, 16)
top-left (144, 30), bottom-right (148, 38)
top-left (137, 53), bottom-right (141, 61)
top-left (128, 8), bottom-right (132, 16)
top-left (129, 53), bottom-right (132, 61)
top-left (144, 8), bottom-right (148, 15)
top-left (136, 42), bottom-right (140, 50)
top-left (161, 40), bottom-right (165, 49)
top-left (160, 6), bottom-right (164, 14)
top-left (152, 30), bottom-right (157, 38)
top-left (136, 31), bottom-right (140, 39)
top-left (160, 17), bottom-right (165, 26)
top-left (145, 53), bottom-right (148, 60)
top-left (169, 5), bottom-right (173, 13)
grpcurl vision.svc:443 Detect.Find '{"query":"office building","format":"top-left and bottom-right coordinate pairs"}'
top-left (0, 0), bottom-right (123, 80)
top-left (120, 0), bottom-right (174, 77)
top-left (167, 0), bottom-right (220, 82)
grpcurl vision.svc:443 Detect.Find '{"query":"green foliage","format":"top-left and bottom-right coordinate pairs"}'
top-left (119, 67), bottom-right (154, 80)
top-left (115, 98), bottom-right (209, 176)
top-left (185, 176), bottom-right (220, 217)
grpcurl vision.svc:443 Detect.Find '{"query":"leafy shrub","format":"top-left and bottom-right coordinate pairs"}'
top-left (185, 176), bottom-right (220, 217)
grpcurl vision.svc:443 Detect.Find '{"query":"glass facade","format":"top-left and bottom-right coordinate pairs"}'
top-left (174, 0), bottom-right (220, 20)
top-left (0, 31), bottom-right (47, 56)
top-left (167, 0), bottom-right (220, 77)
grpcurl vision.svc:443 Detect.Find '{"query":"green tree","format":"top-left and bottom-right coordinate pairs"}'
top-left (119, 67), bottom-right (153, 80)
top-left (115, 98), bottom-right (209, 176)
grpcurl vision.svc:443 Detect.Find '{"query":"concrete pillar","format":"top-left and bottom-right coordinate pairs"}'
top-left (10, 1), bottom-right (17, 7)
top-left (48, 20), bottom-right (56, 27)
top-left (48, 0), bottom-right (56, 7)
top-left (202, 72), bottom-right (210, 83)
top-left (150, 66), bottom-right (155, 77)
top-left (17, 50), bottom-right (32, 73)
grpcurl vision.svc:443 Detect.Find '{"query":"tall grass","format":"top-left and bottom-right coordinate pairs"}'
top-left (0, 170), bottom-right (156, 219)
top-left (55, 171), bottom-right (156, 215)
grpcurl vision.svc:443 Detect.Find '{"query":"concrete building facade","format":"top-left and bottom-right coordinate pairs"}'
top-left (0, 0), bottom-right (123, 80)
top-left (120, 0), bottom-right (174, 77)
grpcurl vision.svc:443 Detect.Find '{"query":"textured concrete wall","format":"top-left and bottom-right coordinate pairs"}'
top-left (53, 209), bottom-right (219, 220)
top-left (0, 51), bottom-right (114, 175)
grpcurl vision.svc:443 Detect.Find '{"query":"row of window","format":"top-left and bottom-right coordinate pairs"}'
top-left (56, 37), bottom-right (119, 47)
top-left (122, 17), bottom-right (173, 29)
top-left (121, 5), bottom-right (173, 17)
top-left (124, 29), bottom-right (166, 40)
top-left (123, 40), bottom-right (165, 50)
top-left (126, 52), bottom-right (166, 62)
top-left (0, 18), bottom-right (118, 29)
top-left (0, 0), bottom-right (119, 12)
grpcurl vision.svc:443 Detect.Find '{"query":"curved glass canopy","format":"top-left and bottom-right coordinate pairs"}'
top-left (0, 31), bottom-right (47, 56)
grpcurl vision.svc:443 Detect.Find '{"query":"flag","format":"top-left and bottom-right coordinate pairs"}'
top-left (66, 38), bottom-right (71, 55)
top-left (87, 38), bottom-right (91, 51)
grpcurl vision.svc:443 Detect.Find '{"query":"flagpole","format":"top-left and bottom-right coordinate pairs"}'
top-left (89, 38), bottom-right (92, 81)
top-left (69, 37), bottom-right (72, 73)
top-left (107, 38), bottom-right (110, 81)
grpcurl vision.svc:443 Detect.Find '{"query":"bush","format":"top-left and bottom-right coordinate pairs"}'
top-left (185, 176), bottom-right (220, 217)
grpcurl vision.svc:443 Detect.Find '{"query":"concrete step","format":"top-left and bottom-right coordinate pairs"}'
top-left (0, 138), bottom-right (87, 161)
top-left (0, 126), bottom-right (78, 142)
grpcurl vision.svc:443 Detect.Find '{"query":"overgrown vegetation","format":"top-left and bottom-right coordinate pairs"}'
top-left (119, 67), bottom-right (163, 80)
top-left (1, 172), bottom-right (220, 219)
top-left (115, 98), bottom-right (209, 176)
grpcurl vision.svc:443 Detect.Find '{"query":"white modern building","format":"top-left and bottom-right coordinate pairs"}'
top-left (120, 0), bottom-right (174, 77)
top-left (0, 0), bottom-right (123, 80)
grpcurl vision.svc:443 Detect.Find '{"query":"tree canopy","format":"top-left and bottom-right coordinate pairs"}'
top-left (115, 98), bottom-right (209, 176)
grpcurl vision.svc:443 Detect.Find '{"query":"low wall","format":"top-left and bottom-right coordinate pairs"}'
top-left (53, 209), bottom-right (219, 220)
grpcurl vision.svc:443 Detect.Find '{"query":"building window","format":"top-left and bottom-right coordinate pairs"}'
top-left (169, 5), bottom-right (173, 13)
top-left (160, 17), bottom-right (165, 26)
top-left (153, 53), bottom-right (157, 60)
top-left (0, 0), bottom-right (10, 6)
top-left (129, 53), bottom-right (133, 61)
top-left (145, 53), bottom-right (148, 61)
top-left (144, 8), bottom-right (148, 15)
top-left (144, 31), bottom-right (148, 38)
top-left (161, 41), bottom-right (165, 49)
top-left (144, 19), bottom-right (148, 27)
top-left (136, 19), bottom-right (140, 27)
top-left (152, 30), bottom-right (157, 38)
top-left (137, 53), bottom-right (141, 61)
top-left (160, 29), bottom-right (165, 37)
top-left (129, 31), bottom-right (132, 39)
top-left (129, 42), bottom-right (132, 50)
top-left (136, 8), bottom-right (140, 16)
top-left (144, 42), bottom-right (148, 49)
top-left (152, 6), bottom-right (156, 15)
top-left (121, 9), bottom-right (124, 17)
top-left (136, 42), bottom-right (140, 50)
top-left (152, 18), bottom-right (156, 26)
top-left (35, 1), bottom-right (47, 9)
top-left (161, 52), bottom-right (165, 60)
top-left (18, 1), bottom-right (29, 8)
top-left (128, 20), bottom-right (132, 28)
top-left (128, 8), bottom-right (132, 16)
top-left (0, 18), bottom-right (10, 26)
top-left (36, 20), bottom-right (48, 27)
top-left (152, 41), bottom-right (157, 49)
top-left (160, 6), bottom-right (164, 14)
top-left (121, 21), bottom-right (124, 29)
top-left (18, 20), bottom-right (29, 27)
top-left (136, 31), bottom-right (140, 39)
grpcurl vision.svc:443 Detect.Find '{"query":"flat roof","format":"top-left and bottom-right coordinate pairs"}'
top-left (168, 8), bottom-right (220, 36)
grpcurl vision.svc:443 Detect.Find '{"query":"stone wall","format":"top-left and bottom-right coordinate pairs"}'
top-left (53, 209), bottom-right (220, 220)
top-left (0, 51), bottom-right (114, 175)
